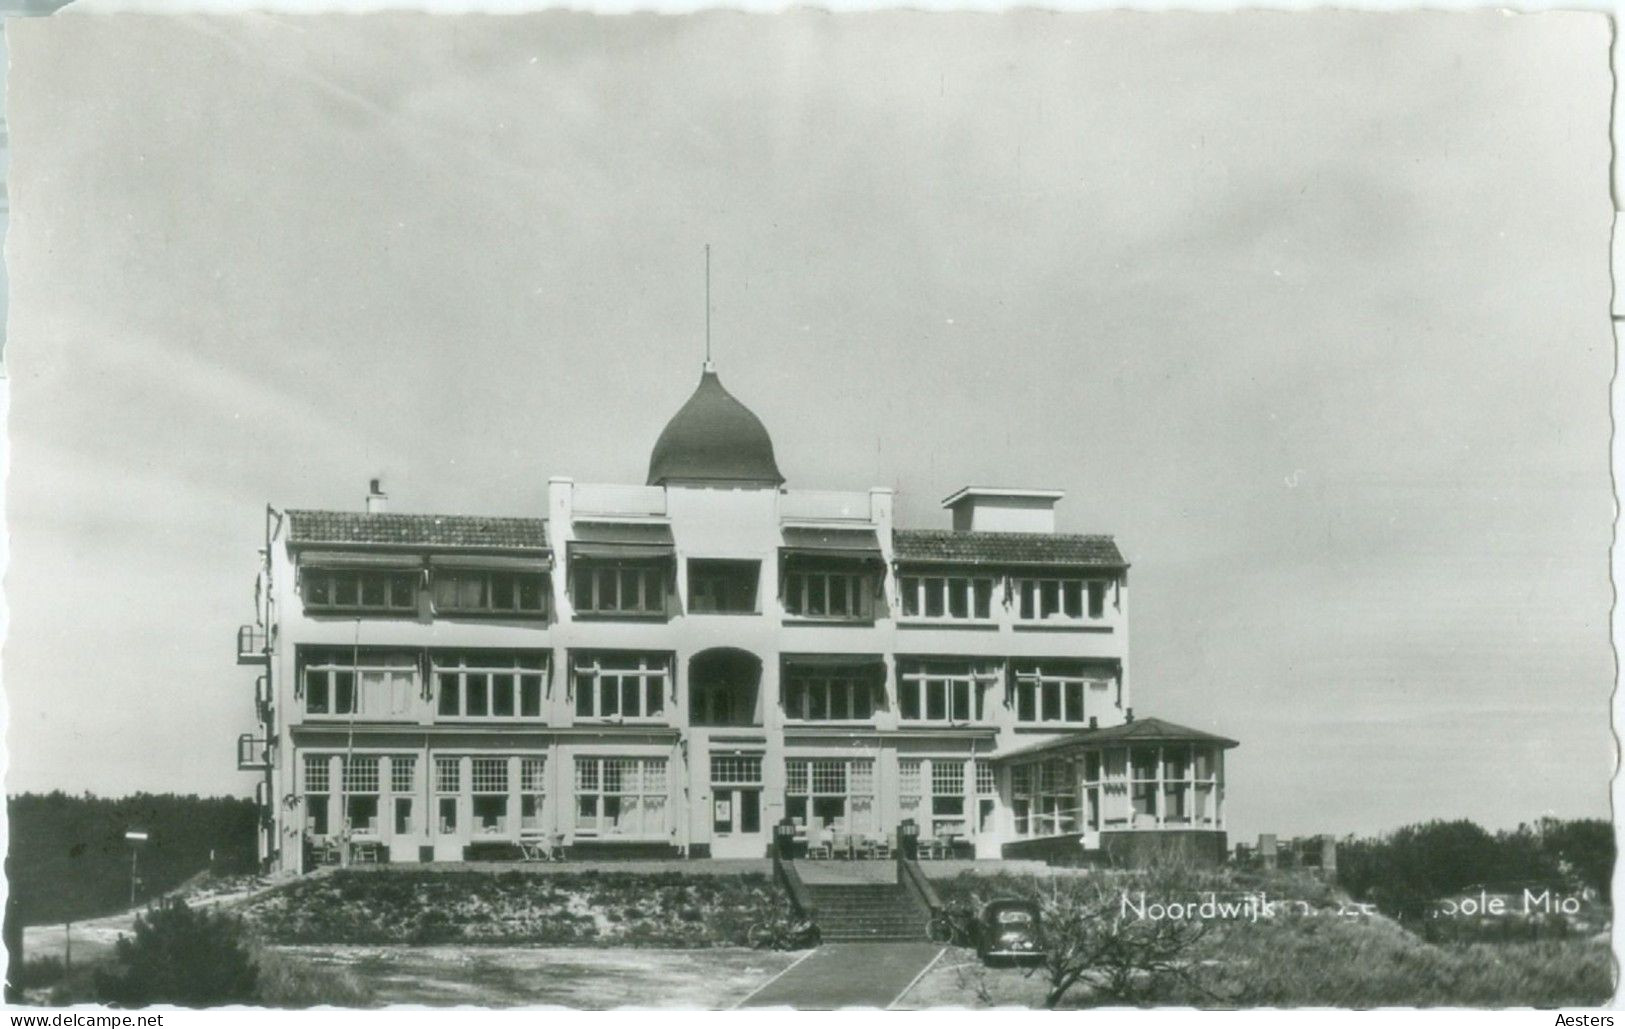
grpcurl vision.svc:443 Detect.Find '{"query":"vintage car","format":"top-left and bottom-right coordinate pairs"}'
top-left (976, 898), bottom-right (1045, 965)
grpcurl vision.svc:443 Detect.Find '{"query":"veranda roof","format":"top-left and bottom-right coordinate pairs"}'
top-left (992, 716), bottom-right (1239, 763)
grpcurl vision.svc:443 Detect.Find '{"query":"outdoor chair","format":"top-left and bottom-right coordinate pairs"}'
top-left (805, 819), bottom-right (832, 859)
top-left (830, 830), bottom-right (854, 859)
top-left (518, 836), bottom-right (549, 862)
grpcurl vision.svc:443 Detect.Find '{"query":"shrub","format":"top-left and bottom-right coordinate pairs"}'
top-left (251, 947), bottom-right (374, 1008)
top-left (95, 899), bottom-right (258, 1007)
top-left (1336, 818), bottom-right (1611, 922)
top-left (13, 957), bottom-right (65, 990)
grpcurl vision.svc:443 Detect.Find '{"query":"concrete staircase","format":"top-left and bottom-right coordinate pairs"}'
top-left (803, 879), bottom-right (930, 942)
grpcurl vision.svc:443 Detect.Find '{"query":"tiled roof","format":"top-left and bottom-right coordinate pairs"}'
top-left (993, 717), bottom-right (1239, 763)
top-left (892, 529), bottom-right (1126, 569)
top-left (285, 510), bottom-right (549, 552)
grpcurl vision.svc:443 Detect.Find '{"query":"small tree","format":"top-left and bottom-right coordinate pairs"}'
top-left (96, 899), bottom-right (258, 1007)
top-left (1035, 869), bottom-right (1212, 1008)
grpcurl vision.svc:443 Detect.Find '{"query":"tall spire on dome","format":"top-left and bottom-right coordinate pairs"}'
top-left (647, 247), bottom-right (782, 487)
top-left (704, 243), bottom-right (714, 373)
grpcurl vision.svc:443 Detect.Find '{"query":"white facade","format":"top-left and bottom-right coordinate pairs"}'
top-left (237, 371), bottom-right (1231, 872)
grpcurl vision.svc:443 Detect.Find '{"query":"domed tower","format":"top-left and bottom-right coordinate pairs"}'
top-left (647, 364), bottom-right (785, 488)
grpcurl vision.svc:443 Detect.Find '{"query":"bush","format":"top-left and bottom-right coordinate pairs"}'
top-left (13, 957), bottom-right (65, 990)
top-left (94, 900), bottom-right (258, 1007)
top-left (1336, 818), bottom-right (1612, 921)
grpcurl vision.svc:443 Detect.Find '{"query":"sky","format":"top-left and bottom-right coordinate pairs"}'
top-left (2, 10), bottom-right (1613, 844)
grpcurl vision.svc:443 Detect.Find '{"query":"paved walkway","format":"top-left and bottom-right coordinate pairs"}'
top-left (794, 860), bottom-right (898, 885)
top-left (736, 942), bottom-right (945, 1009)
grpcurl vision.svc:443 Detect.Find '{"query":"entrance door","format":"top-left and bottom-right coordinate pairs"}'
top-left (711, 788), bottom-right (764, 858)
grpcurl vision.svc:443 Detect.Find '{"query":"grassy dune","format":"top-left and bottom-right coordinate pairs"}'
top-left (241, 869), bottom-right (779, 947)
top-left (914, 867), bottom-right (1613, 1007)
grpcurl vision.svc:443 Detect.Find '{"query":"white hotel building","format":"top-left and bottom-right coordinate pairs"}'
top-left (237, 366), bottom-right (1237, 872)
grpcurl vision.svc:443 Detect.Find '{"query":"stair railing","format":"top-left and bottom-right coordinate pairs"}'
top-left (895, 820), bottom-right (942, 916)
top-left (772, 820), bottom-right (817, 919)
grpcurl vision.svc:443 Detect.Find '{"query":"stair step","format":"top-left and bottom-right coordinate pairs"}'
top-left (799, 880), bottom-right (929, 940)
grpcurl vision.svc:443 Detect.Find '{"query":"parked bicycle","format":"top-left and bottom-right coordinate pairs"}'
top-left (926, 904), bottom-right (980, 946)
top-left (748, 910), bottom-right (821, 950)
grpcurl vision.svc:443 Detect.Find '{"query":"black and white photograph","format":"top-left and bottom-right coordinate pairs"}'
top-left (0, 7), bottom-right (1615, 1012)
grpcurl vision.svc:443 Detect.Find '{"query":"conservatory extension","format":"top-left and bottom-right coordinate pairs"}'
top-left (996, 717), bottom-right (1239, 866)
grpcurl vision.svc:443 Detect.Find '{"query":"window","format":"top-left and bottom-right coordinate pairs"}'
top-left (897, 661), bottom-right (996, 723)
top-left (1015, 577), bottom-right (1111, 622)
top-left (898, 575), bottom-right (995, 621)
top-left (1012, 662), bottom-right (1112, 726)
top-left (520, 757), bottom-right (547, 832)
top-left (571, 561), bottom-right (669, 616)
top-left (303, 567), bottom-right (418, 615)
top-left (1010, 765), bottom-right (1030, 836)
top-left (976, 760), bottom-right (997, 796)
top-left (433, 652), bottom-right (548, 720)
top-left (897, 759), bottom-right (923, 825)
top-left (471, 758), bottom-right (509, 835)
top-left (690, 680), bottom-right (758, 727)
top-left (389, 756), bottom-right (416, 833)
top-left (343, 756), bottom-right (380, 835)
top-left (931, 760), bottom-right (967, 838)
top-left (433, 568), bottom-right (549, 618)
top-left (976, 763), bottom-right (997, 835)
top-left (304, 755), bottom-right (331, 836)
top-left (1011, 758), bottom-right (1079, 837)
top-left (1071, 744), bottom-right (1222, 829)
top-left (301, 649), bottom-right (417, 719)
top-left (574, 757), bottom-right (668, 837)
top-left (782, 566), bottom-right (876, 620)
top-left (785, 759), bottom-right (875, 833)
top-left (1162, 746), bottom-right (1193, 825)
top-left (1131, 747), bottom-right (1158, 823)
top-left (1194, 748), bottom-right (1220, 826)
top-left (435, 757), bottom-right (460, 833)
top-left (711, 754), bottom-right (763, 786)
top-left (782, 666), bottom-right (876, 722)
top-left (391, 756), bottom-right (417, 793)
top-left (687, 560), bottom-right (760, 614)
top-left (572, 653), bottom-right (669, 721)
top-left (1101, 749), bottom-right (1130, 828)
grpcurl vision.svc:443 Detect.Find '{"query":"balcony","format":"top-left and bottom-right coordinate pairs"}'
top-left (236, 734), bottom-right (270, 772)
top-left (780, 489), bottom-right (875, 525)
top-left (236, 625), bottom-right (268, 665)
top-left (572, 483), bottom-right (667, 520)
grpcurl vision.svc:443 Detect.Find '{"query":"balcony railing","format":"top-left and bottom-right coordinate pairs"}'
top-left (236, 734), bottom-right (270, 772)
top-left (236, 625), bottom-right (268, 665)
top-left (572, 483), bottom-right (667, 519)
top-left (780, 490), bottom-right (875, 524)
